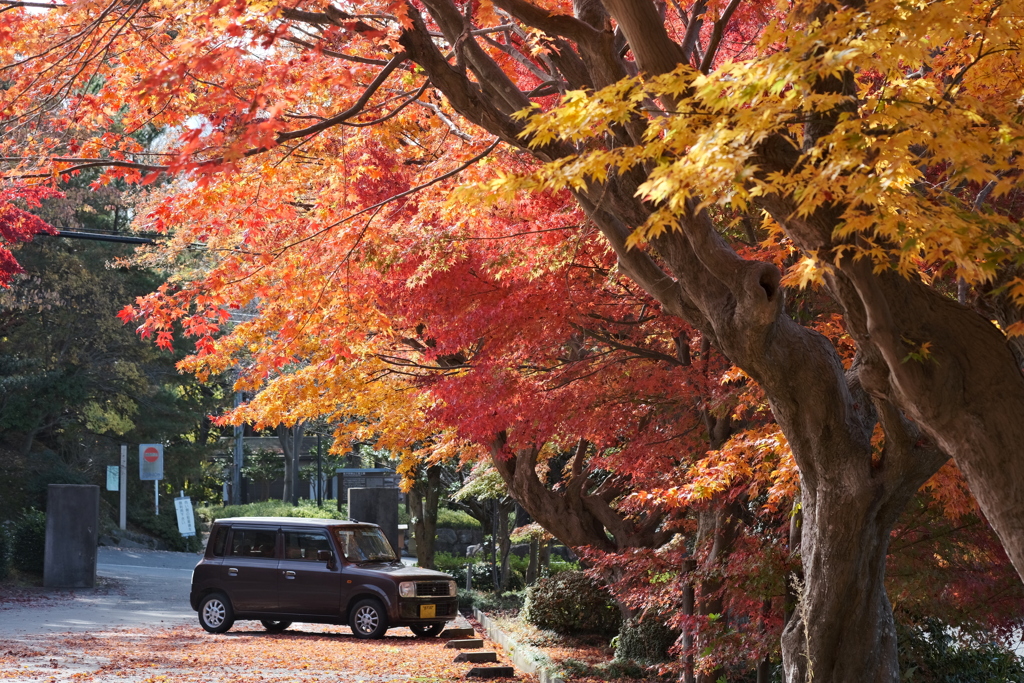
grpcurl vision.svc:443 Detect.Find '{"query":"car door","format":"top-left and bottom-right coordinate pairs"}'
top-left (277, 528), bottom-right (342, 617)
top-left (222, 526), bottom-right (280, 613)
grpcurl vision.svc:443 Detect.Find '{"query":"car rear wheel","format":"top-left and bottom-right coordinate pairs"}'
top-left (260, 620), bottom-right (292, 632)
top-left (349, 598), bottom-right (388, 639)
top-left (409, 622), bottom-right (445, 638)
top-left (198, 593), bottom-right (234, 634)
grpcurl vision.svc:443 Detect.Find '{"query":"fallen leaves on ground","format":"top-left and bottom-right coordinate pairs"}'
top-left (0, 623), bottom-right (525, 683)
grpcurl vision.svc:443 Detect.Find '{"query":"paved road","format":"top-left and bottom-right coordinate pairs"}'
top-left (0, 547), bottom-right (202, 637)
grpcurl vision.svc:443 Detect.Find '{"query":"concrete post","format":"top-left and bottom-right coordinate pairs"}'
top-left (44, 484), bottom-right (99, 588)
top-left (348, 487), bottom-right (400, 556)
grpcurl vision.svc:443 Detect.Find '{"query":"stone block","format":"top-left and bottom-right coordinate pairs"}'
top-left (466, 666), bottom-right (514, 679)
top-left (455, 651), bottom-right (498, 663)
top-left (348, 487), bottom-right (400, 555)
top-left (436, 528), bottom-right (458, 545)
top-left (441, 627), bottom-right (476, 638)
top-left (445, 638), bottom-right (485, 649)
top-left (43, 484), bottom-right (99, 588)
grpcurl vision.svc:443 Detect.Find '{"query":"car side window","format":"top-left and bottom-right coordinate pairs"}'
top-left (228, 528), bottom-right (278, 558)
top-left (210, 526), bottom-right (228, 557)
top-left (284, 531), bottom-right (331, 561)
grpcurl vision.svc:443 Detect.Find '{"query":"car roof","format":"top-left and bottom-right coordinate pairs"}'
top-left (213, 516), bottom-right (378, 528)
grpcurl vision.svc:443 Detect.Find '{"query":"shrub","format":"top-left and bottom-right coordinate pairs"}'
top-left (523, 570), bottom-right (621, 635)
top-left (897, 619), bottom-right (1024, 682)
top-left (546, 557), bottom-right (579, 577)
top-left (199, 499), bottom-right (348, 523)
top-left (615, 614), bottom-right (680, 664)
top-left (128, 506), bottom-right (202, 553)
top-left (0, 521), bottom-right (10, 580)
top-left (459, 588), bottom-right (524, 613)
top-left (436, 508), bottom-right (482, 529)
top-left (11, 508), bottom-right (47, 575)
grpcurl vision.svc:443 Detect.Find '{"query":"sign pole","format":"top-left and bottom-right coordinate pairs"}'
top-left (154, 480), bottom-right (159, 515)
top-left (119, 444), bottom-right (127, 530)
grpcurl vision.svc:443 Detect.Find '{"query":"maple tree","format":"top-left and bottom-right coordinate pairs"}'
top-left (4, 0), bottom-right (1024, 680)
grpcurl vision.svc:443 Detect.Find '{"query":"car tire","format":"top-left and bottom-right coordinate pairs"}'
top-left (198, 593), bottom-right (234, 634)
top-left (409, 622), bottom-right (445, 638)
top-left (349, 598), bottom-right (388, 639)
top-left (260, 620), bottom-right (292, 632)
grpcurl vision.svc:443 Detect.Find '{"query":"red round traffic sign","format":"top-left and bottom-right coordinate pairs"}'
top-left (143, 447), bottom-right (160, 463)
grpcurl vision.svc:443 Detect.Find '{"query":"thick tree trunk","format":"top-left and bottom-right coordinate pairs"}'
top-left (277, 422), bottom-right (305, 505)
top-left (410, 464), bottom-right (441, 569)
top-left (497, 501), bottom-right (512, 592)
top-left (781, 480), bottom-right (901, 682)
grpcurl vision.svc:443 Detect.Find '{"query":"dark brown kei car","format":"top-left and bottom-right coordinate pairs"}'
top-left (189, 517), bottom-right (458, 638)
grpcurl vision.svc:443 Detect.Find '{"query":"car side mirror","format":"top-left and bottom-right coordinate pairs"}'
top-left (318, 549), bottom-right (334, 567)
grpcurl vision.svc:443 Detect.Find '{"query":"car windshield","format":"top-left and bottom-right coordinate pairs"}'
top-left (333, 527), bottom-right (397, 562)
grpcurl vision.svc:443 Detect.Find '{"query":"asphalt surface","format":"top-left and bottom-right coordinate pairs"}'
top-left (0, 547), bottom-right (202, 637)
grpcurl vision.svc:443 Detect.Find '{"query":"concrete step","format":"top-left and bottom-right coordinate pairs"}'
top-left (466, 666), bottom-right (515, 679)
top-left (441, 626), bottom-right (476, 638)
top-left (445, 638), bottom-right (485, 649)
top-left (454, 651), bottom-right (498, 663)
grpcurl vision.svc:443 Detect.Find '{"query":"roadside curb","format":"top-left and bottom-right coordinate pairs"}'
top-left (472, 608), bottom-right (565, 683)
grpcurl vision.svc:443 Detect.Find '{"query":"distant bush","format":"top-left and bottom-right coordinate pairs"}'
top-left (459, 588), bottom-right (524, 614)
top-left (0, 521), bottom-right (11, 579)
top-left (898, 619), bottom-right (1024, 682)
top-left (615, 614), bottom-right (680, 664)
top-left (129, 506), bottom-right (202, 553)
top-left (546, 557), bottom-right (579, 577)
top-left (436, 552), bottom-right (528, 591)
top-left (436, 508), bottom-right (482, 529)
top-left (523, 571), bottom-right (621, 635)
top-left (199, 499), bottom-right (348, 523)
top-left (11, 508), bottom-right (47, 575)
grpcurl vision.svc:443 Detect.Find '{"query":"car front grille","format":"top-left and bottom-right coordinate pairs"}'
top-left (415, 581), bottom-right (451, 597)
top-left (400, 602), bottom-right (456, 619)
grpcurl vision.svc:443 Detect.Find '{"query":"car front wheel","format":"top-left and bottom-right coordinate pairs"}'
top-left (349, 599), bottom-right (388, 639)
top-left (409, 622), bottom-right (445, 638)
top-left (260, 620), bottom-right (292, 633)
top-left (198, 593), bottom-right (234, 634)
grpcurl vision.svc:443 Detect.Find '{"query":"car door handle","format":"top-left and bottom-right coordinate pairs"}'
top-left (228, 568), bottom-right (238, 576)
top-left (283, 570), bottom-right (296, 579)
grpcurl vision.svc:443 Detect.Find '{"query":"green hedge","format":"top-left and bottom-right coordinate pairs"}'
top-left (11, 509), bottom-right (46, 575)
top-left (435, 508), bottom-right (481, 529)
top-left (614, 614), bottom-right (680, 664)
top-left (0, 521), bottom-right (10, 580)
top-left (523, 570), bottom-right (621, 635)
top-left (898, 620), bottom-right (1024, 682)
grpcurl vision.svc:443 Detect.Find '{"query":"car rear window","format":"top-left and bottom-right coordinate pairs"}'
top-left (210, 526), bottom-right (229, 557)
top-left (229, 528), bottom-right (278, 558)
top-left (284, 531), bottom-right (332, 561)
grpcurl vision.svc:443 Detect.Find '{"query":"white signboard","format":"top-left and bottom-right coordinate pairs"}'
top-left (139, 444), bottom-right (164, 481)
top-left (106, 466), bottom-right (120, 491)
top-left (174, 496), bottom-right (196, 537)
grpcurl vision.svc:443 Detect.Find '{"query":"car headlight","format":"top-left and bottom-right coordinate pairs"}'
top-left (449, 580), bottom-right (457, 597)
top-left (399, 581), bottom-right (416, 598)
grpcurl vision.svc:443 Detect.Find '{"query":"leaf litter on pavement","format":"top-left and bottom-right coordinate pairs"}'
top-left (0, 622), bottom-right (525, 683)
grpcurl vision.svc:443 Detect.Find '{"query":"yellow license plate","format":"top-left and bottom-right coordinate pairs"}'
top-left (419, 604), bottom-right (436, 619)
